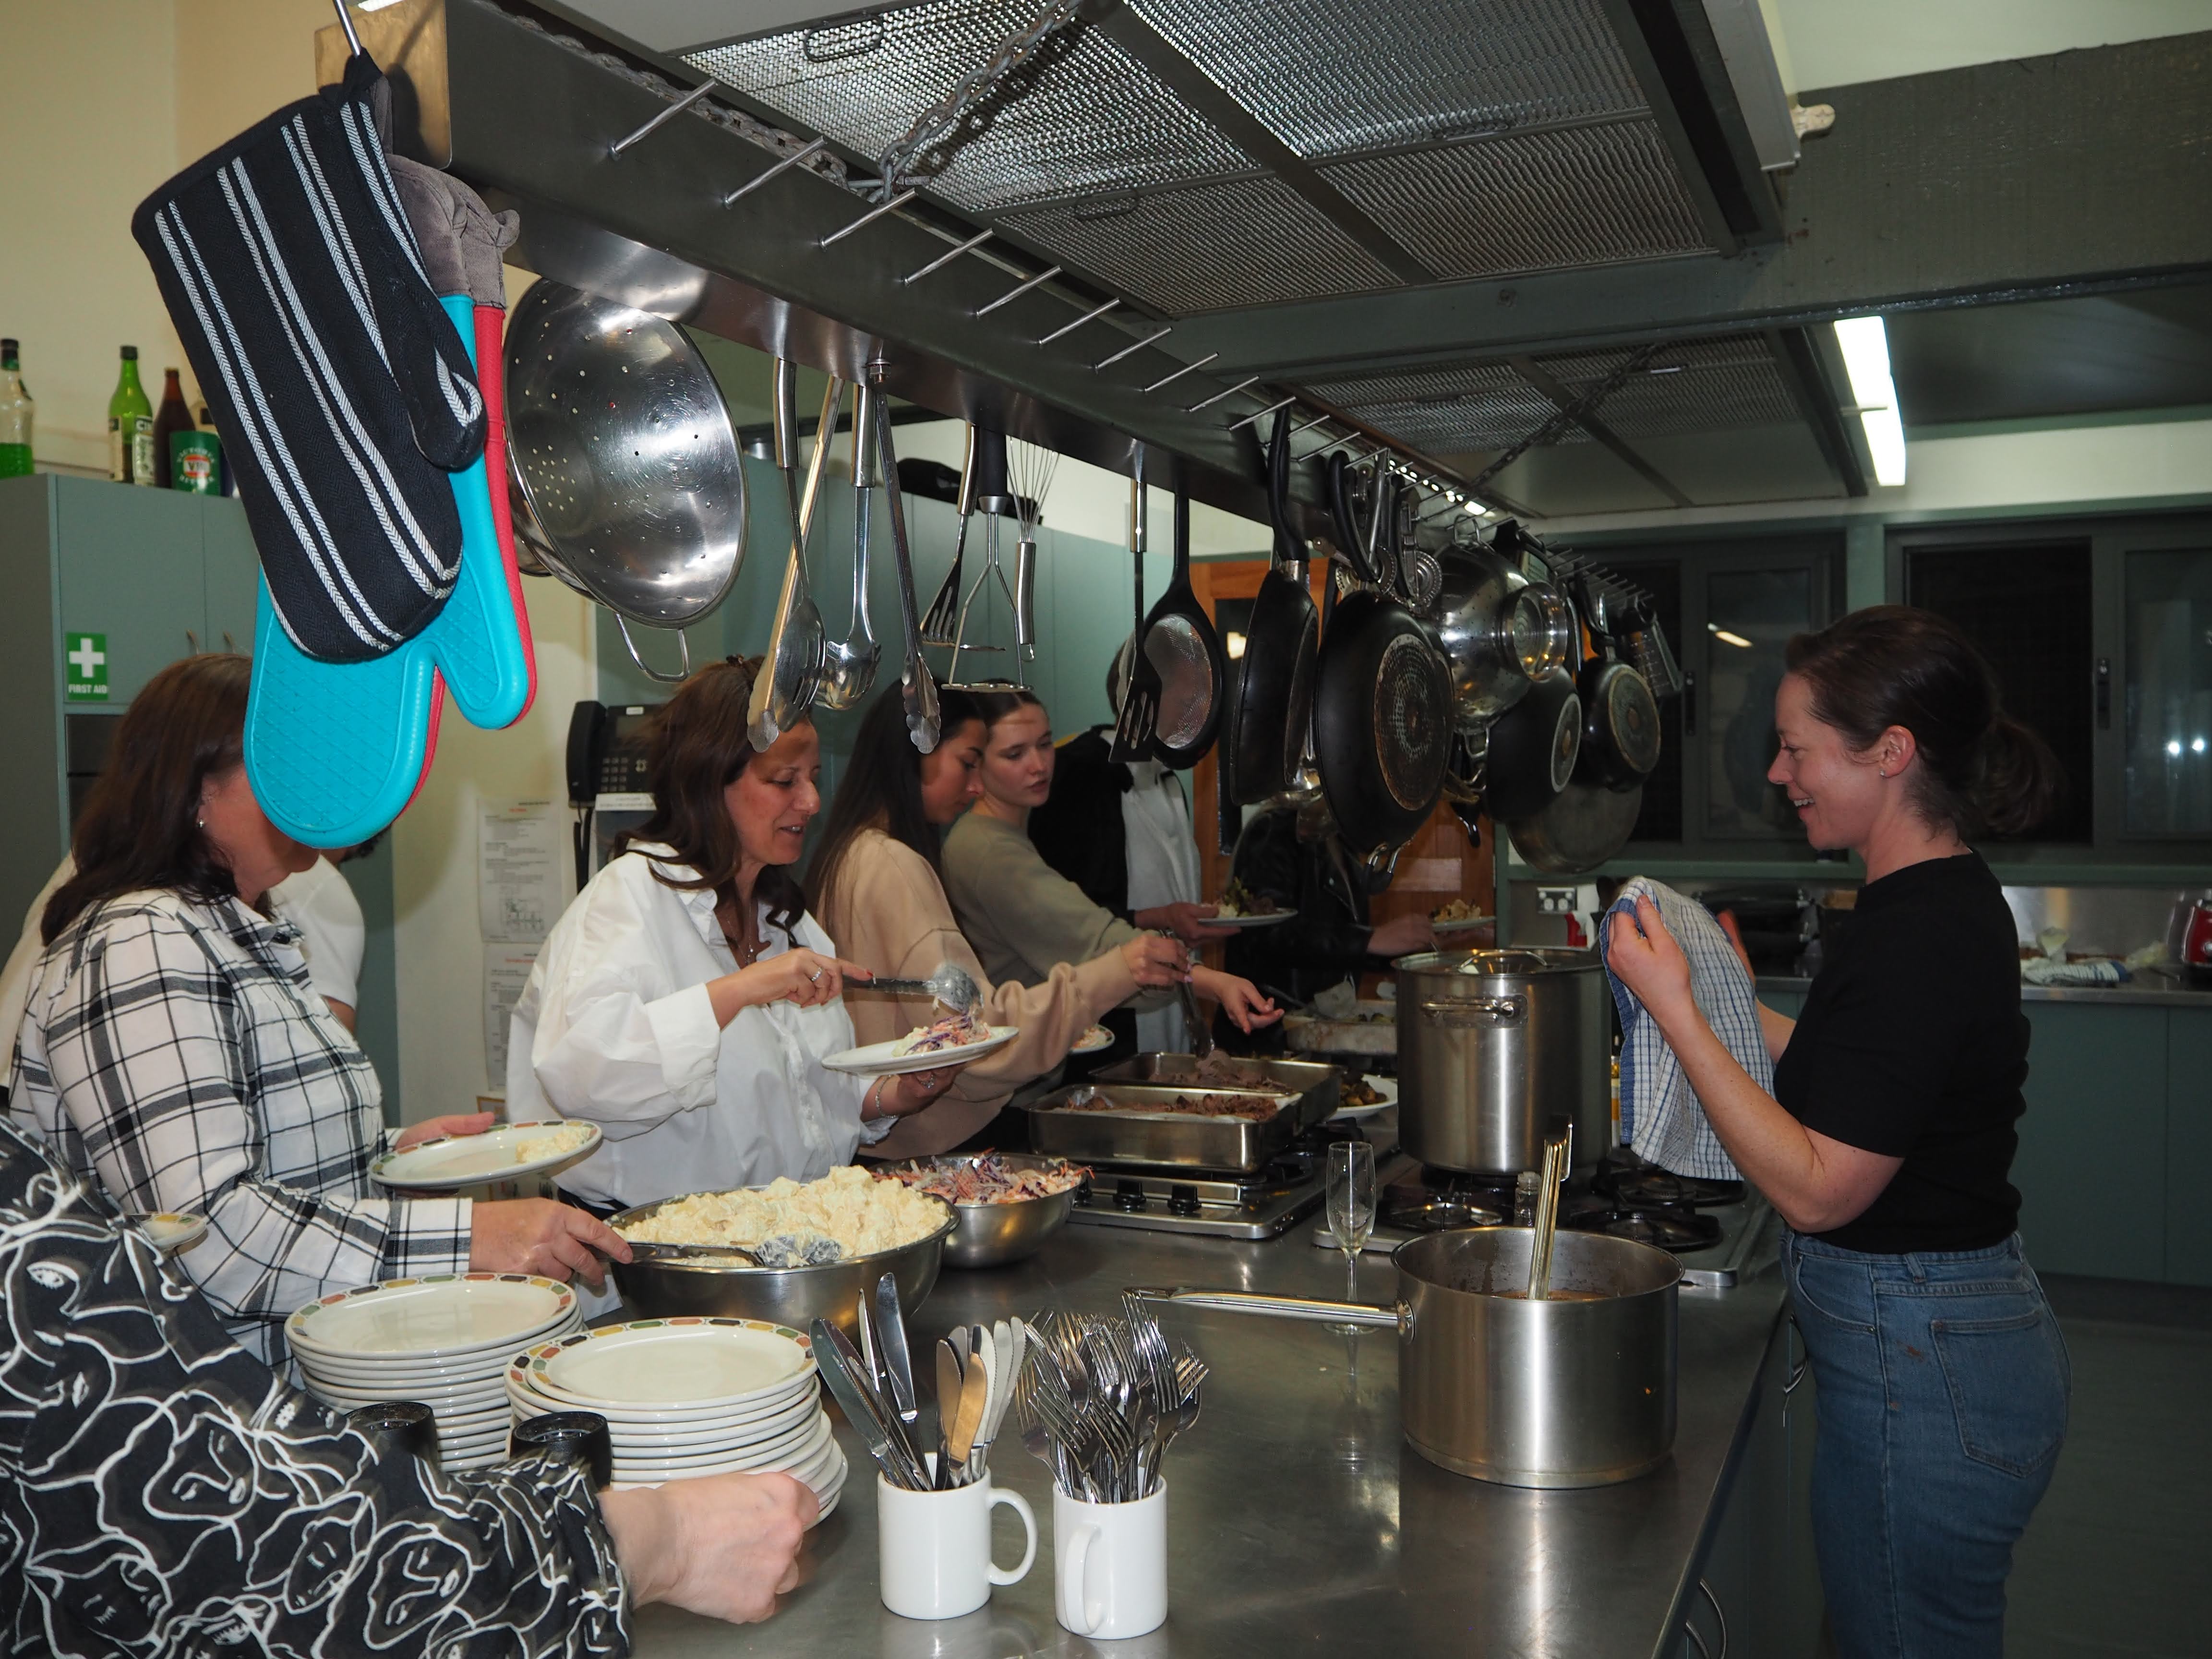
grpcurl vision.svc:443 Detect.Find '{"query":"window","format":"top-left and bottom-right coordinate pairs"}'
top-left (2124, 544), bottom-right (2212, 837)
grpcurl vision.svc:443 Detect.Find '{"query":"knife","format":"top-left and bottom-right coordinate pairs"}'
top-left (856, 1290), bottom-right (928, 1478)
top-left (949, 1350), bottom-right (990, 1477)
top-left (810, 1317), bottom-right (922, 1491)
top-left (875, 1273), bottom-right (919, 1434)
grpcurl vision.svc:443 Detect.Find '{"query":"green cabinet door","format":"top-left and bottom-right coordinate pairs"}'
top-left (202, 498), bottom-right (261, 657)
top-left (52, 477), bottom-right (208, 704)
top-left (2015, 1004), bottom-right (2168, 1280)
top-left (2165, 1010), bottom-right (2212, 1286)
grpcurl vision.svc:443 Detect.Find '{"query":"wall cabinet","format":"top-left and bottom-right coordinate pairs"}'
top-left (0, 475), bottom-right (401, 1118)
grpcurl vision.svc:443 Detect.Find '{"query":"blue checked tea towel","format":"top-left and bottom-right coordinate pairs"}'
top-left (1599, 878), bottom-right (1771, 1181)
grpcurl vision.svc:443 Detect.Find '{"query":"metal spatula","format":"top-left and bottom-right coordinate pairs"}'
top-left (920, 425), bottom-right (975, 647)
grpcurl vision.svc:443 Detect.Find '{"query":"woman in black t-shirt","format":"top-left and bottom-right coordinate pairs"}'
top-left (1609, 606), bottom-right (2070, 1659)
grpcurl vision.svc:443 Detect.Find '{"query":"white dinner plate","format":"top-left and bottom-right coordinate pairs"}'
top-left (822, 1025), bottom-right (1020, 1077)
top-left (522, 1318), bottom-right (814, 1410)
top-left (599, 1388), bottom-right (823, 1453)
top-left (1332, 1074), bottom-right (1399, 1122)
top-left (306, 1376), bottom-right (508, 1414)
top-left (289, 1274), bottom-right (580, 1362)
top-left (611, 1409), bottom-right (833, 1479)
top-left (1431, 914), bottom-right (1495, 937)
top-left (297, 1320), bottom-right (583, 1389)
top-left (505, 1366), bottom-right (818, 1429)
top-left (1196, 911), bottom-right (1293, 930)
top-left (369, 1121), bottom-right (603, 1191)
top-left (1069, 1025), bottom-right (1114, 1055)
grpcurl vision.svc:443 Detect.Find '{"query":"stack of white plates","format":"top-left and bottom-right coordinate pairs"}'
top-left (506, 1318), bottom-right (848, 1520)
top-left (289, 1273), bottom-right (585, 1471)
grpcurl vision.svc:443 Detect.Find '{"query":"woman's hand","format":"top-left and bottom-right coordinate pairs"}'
top-left (709, 950), bottom-right (874, 1024)
top-left (1119, 932), bottom-right (1192, 988)
top-left (471, 1199), bottom-right (632, 1289)
top-left (870, 1065), bottom-right (961, 1121)
top-left (1133, 902), bottom-right (1231, 943)
top-left (1191, 967), bottom-right (1281, 1033)
top-left (600, 1470), bottom-right (816, 1623)
top-left (394, 1111), bottom-right (494, 1152)
top-left (1604, 895), bottom-right (1698, 1027)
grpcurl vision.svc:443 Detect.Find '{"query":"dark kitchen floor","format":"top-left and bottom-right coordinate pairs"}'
top-left (2005, 1274), bottom-right (2212, 1658)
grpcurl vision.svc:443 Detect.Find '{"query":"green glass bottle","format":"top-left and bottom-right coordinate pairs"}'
top-left (108, 346), bottom-right (153, 485)
top-left (0, 339), bottom-right (31, 480)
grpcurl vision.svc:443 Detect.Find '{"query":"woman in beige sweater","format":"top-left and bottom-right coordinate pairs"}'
top-left (941, 688), bottom-right (1281, 1039)
top-left (809, 687), bottom-right (1188, 1158)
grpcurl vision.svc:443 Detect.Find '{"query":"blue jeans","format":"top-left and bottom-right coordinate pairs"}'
top-left (1783, 1230), bottom-right (2070, 1659)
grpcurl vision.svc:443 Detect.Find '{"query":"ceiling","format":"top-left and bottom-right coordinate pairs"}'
top-left (444, 0), bottom-right (2212, 520)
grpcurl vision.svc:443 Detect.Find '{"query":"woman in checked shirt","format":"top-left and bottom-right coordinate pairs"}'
top-left (6, 654), bottom-right (631, 1367)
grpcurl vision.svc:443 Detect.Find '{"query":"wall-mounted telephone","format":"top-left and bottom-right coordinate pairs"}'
top-left (565, 701), bottom-right (660, 806)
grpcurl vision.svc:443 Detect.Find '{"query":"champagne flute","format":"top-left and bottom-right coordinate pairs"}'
top-left (1325, 1139), bottom-right (1376, 1338)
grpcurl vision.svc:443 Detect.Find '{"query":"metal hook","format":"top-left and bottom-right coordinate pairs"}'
top-left (904, 228), bottom-right (992, 284)
top-left (609, 82), bottom-right (715, 158)
top-left (821, 188), bottom-right (917, 246)
top-left (331, 0), bottom-right (361, 56)
top-left (721, 137), bottom-right (828, 207)
top-left (974, 264), bottom-right (1063, 317)
top-left (1186, 375), bottom-right (1259, 413)
top-left (1227, 395), bottom-right (1297, 432)
top-left (1310, 430), bottom-right (1364, 458)
top-left (1094, 326), bottom-right (1171, 371)
top-left (1038, 298), bottom-right (1120, 345)
top-left (1286, 411), bottom-right (1332, 441)
top-left (1141, 352), bottom-right (1218, 394)
top-left (614, 615), bottom-right (693, 685)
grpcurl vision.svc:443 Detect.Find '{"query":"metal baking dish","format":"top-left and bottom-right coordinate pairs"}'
top-left (1090, 1053), bottom-right (1341, 1127)
top-left (1026, 1083), bottom-right (1305, 1173)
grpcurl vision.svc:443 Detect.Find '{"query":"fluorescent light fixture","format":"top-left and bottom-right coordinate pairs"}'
top-left (2168, 739), bottom-right (2184, 757)
top-left (1707, 624), bottom-right (1754, 649)
top-left (1833, 315), bottom-right (1907, 487)
top-left (357, 0), bottom-right (407, 10)
top-left (2196, 736), bottom-right (2208, 754)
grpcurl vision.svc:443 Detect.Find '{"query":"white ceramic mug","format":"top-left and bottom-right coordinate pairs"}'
top-left (877, 1466), bottom-right (1037, 1622)
top-left (1053, 1482), bottom-right (1167, 1639)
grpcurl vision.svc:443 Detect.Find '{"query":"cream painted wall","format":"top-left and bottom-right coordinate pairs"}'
top-left (1766, 0), bottom-right (2212, 92)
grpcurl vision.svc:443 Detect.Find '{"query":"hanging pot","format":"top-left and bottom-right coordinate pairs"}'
top-left (1573, 656), bottom-right (1661, 791)
top-left (1142, 493), bottom-right (1228, 768)
top-left (1223, 410), bottom-right (1320, 804)
top-left (1505, 778), bottom-right (1645, 874)
top-left (1483, 668), bottom-right (1581, 822)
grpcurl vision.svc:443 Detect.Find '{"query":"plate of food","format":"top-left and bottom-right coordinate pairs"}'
top-left (369, 1121), bottom-right (603, 1190)
top-left (823, 1008), bottom-right (1020, 1077)
top-left (1331, 1072), bottom-right (1398, 1122)
top-left (1431, 899), bottom-right (1494, 937)
top-left (1069, 1024), bottom-right (1115, 1054)
top-left (1204, 880), bottom-right (1295, 929)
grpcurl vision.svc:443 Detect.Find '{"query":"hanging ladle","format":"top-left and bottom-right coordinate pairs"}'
top-left (866, 361), bottom-right (941, 752)
top-left (815, 382), bottom-right (883, 711)
top-left (748, 364), bottom-right (838, 749)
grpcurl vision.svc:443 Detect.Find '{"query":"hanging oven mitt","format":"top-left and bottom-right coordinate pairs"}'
top-left (132, 50), bottom-right (483, 663)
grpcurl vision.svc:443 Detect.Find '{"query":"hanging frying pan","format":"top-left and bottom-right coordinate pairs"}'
top-left (1505, 777), bottom-right (1644, 873)
top-left (1223, 410), bottom-right (1320, 804)
top-left (1142, 493), bottom-right (1228, 768)
top-left (1574, 656), bottom-right (1662, 790)
top-left (1312, 473), bottom-right (1454, 860)
top-left (1485, 667), bottom-right (1582, 822)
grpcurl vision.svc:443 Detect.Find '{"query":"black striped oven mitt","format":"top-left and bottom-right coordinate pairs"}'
top-left (132, 51), bottom-right (484, 662)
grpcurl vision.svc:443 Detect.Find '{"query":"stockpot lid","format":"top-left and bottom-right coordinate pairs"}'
top-left (1393, 947), bottom-right (1603, 978)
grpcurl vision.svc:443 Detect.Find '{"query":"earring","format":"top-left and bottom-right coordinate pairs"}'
top-left (196, 818), bottom-right (205, 828)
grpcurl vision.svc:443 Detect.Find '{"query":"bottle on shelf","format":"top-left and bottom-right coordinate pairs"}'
top-left (196, 401), bottom-right (234, 496)
top-left (108, 347), bottom-right (153, 485)
top-left (0, 339), bottom-right (31, 480)
top-left (151, 368), bottom-right (193, 489)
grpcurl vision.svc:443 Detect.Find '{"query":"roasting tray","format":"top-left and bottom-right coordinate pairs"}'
top-left (1026, 1082), bottom-right (1309, 1173)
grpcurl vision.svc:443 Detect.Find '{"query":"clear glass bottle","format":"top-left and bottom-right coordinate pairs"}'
top-left (108, 346), bottom-right (153, 485)
top-left (0, 339), bottom-right (31, 480)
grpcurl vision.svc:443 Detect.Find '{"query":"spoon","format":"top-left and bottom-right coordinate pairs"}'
top-left (851, 960), bottom-right (984, 1018)
top-left (815, 381), bottom-right (883, 711)
top-left (748, 364), bottom-right (837, 750)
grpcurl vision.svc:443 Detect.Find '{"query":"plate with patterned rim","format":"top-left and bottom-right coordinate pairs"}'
top-left (288, 1273), bottom-right (579, 1361)
top-left (518, 1317), bottom-right (816, 1410)
top-left (369, 1121), bottom-right (604, 1190)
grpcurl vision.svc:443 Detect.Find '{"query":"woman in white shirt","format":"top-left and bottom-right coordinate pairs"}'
top-left (508, 660), bottom-right (962, 1212)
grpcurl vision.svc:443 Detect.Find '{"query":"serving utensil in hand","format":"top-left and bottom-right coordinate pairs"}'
top-left (625, 1232), bottom-right (843, 1267)
top-left (852, 961), bottom-right (984, 1019)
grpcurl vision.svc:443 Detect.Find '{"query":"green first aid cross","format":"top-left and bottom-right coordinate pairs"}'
top-left (64, 632), bottom-right (109, 700)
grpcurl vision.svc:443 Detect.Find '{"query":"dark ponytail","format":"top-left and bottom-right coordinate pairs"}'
top-left (1784, 605), bottom-right (2063, 839)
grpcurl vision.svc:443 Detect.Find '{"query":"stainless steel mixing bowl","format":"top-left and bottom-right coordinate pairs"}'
top-left (881, 1154), bottom-right (1080, 1270)
top-left (607, 1193), bottom-right (956, 1334)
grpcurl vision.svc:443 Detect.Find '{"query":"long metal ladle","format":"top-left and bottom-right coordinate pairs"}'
top-left (748, 363), bottom-right (839, 749)
top-left (815, 382), bottom-right (883, 711)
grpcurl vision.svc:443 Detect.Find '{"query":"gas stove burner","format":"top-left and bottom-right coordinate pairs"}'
top-left (1562, 1204), bottom-right (1723, 1253)
top-left (1382, 1198), bottom-right (1506, 1235)
top-left (1595, 1160), bottom-right (1744, 1210)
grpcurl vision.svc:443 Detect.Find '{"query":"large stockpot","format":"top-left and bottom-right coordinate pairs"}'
top-left (1136, 1227), bottom-right (1679, 1488)
top-left (1394, 948), bottom-right (1613, 1174)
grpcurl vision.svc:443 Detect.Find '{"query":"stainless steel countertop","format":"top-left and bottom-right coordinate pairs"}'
top-left (635, 1202), bottom-right (1788, 1658)
top-left (1757, 969), bottom-right (2212, 1010)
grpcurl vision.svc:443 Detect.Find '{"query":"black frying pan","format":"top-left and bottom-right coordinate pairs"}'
top-left (1485, 667), bottom-right (1583, 823)
top-left (1574, 656), bottom-right (1662, 790)
top-left (1144, 493), bottom-right (1228, 769)
top-left (1312, 474), bottom-right (1453, 860)
top-left (1224, 410), bottom-right (1320, 804)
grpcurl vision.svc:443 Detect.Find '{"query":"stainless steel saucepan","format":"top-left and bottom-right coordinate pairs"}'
top-left (1133, 1226), bottom-right (1679, 1488)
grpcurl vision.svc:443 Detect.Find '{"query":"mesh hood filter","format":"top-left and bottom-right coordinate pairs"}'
top-left (686, 0), bottom-right (1247, 213)
top-left (1130, 0), bottom-right (1644, 158)
top-left (1319, 120), bottom-right (1710, 278)
top-left (1302, 362), bottom-right (1566, 454)
top-left (996, 176), bottom-right (1399, 314)
top-left (1530, 335), bottom-right (1802, 437)
top-left (1373, 631), bottom-right (1452, 811)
